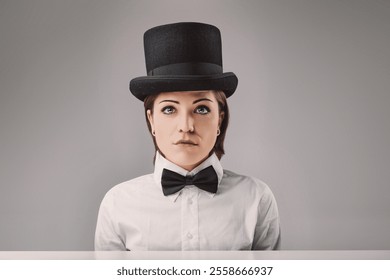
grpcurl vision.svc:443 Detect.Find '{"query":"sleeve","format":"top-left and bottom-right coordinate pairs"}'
top-left (94, 190), bottom-right (127, 251)
top-left (252, 184), bottom-right (281, 250)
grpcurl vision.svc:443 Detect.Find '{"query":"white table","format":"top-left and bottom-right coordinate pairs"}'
top-left (1, 250), bottom-right (389, 259)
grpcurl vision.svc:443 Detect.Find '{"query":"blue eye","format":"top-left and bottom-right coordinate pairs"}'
top-left (162, 106), bottom-right (175, 115)
top-left (195, 105), bottom-right (210, 115)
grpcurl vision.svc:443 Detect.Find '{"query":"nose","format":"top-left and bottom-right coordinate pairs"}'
top-left (177, 111), bottom-right (194, 133)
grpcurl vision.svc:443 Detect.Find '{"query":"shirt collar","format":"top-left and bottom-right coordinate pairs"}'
top-left (153, 151), bottom-right (224, 202)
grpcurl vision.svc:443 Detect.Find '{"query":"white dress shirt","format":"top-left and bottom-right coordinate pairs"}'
top-left (95, 152), bottom-right (281, 251)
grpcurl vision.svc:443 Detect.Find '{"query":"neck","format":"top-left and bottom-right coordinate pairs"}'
top-left (157, 151), bottom-right (210, 172)
top-left (171, 155), bottom-right (209, 172)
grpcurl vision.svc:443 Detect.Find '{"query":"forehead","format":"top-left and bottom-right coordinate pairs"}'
top-left (155, 90), bottom-right (216, 102)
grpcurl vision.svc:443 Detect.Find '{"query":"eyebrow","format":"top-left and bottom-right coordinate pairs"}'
top-left (159, 98), bottom-right (213, 104)
top-left (159, 99), bottom-right (179, 104)
top-left (193, 98), bottom-right (213, 104)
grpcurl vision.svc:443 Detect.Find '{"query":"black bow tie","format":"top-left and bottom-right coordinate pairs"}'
top-left (161, 166), bottom-right (218, 196)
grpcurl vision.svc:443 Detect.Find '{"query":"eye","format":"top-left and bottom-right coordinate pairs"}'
top-left (194, 105), bottom-right (210, 115)
top-left (161, 106), bottom-right (176, 115)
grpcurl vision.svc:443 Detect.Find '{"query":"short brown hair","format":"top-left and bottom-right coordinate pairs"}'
top-left (144, 90), bottom-right (229, 161)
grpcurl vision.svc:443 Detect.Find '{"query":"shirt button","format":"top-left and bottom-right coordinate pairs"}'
top-left (188, 199), bottom-right (193, 205)
top-left (187, 232), bottom-right (193, 239)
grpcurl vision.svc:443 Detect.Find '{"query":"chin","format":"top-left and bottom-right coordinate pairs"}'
top-left (169, 151), bottom-right (207, 170)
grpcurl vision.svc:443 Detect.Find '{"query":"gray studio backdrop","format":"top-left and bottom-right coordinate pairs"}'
top-left (1, 0), bottom-right (389, 250)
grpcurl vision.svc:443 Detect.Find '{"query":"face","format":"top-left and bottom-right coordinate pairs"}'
top-left (147, 90), bottom-right (224, 171)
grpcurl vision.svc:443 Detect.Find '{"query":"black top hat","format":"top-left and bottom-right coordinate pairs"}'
top-left (129, 22), bottom-right (238, 101)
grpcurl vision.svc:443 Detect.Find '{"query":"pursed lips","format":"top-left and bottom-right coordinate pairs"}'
top-left (174, 140), bottom-right (198, 146)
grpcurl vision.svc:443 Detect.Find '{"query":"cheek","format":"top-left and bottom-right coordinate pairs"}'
top-left (154, 118), bottom-right (172, 132)
top-left (198, 115), bottom-right (219, 130)
top-left (197, 118), bottom-right (219, 141)
top-left (153, 118), bottom-right (174, 145)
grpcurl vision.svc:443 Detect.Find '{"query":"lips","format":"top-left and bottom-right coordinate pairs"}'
top-left (174, 140), bottom-right (198, 145)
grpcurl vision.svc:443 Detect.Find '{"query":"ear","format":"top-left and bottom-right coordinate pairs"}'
top-left (218, 111), bottom-right (225, 128)
top-left (147, 109), bottom-right (155, 132)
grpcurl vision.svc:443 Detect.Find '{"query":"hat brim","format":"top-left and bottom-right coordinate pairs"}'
top-left (129, 72), bottom-right (238, 101)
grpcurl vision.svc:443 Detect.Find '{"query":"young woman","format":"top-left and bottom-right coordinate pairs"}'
top-left (95, 22), bottom-right (280, 250)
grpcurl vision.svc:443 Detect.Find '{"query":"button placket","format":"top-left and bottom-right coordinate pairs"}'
top-left (181, 187), bottom-right (199, 250)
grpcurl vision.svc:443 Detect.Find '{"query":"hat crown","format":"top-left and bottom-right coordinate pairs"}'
top-left (143, 22), bottom-right (223, 76)
top-left (130, 22), bottom-right (238, 101)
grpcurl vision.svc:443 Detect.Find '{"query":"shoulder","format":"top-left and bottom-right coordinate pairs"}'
top-left (220, 169), bottom-right (279, 215)
top-left (101, 173), bottom-right (155, 202)
top-left (222, 169), bottom-right (272, 196)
